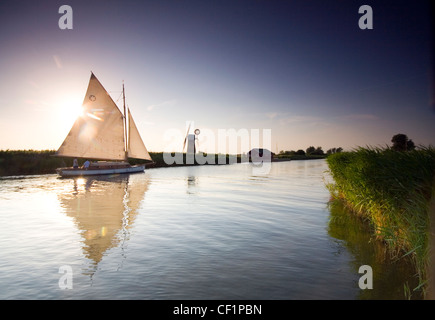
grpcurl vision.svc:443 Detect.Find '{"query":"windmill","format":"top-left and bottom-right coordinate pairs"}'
top-left (183, 122), bottom-right (200, 163)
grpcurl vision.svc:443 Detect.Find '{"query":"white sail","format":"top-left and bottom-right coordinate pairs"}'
top-left (56, 73), bottom-right (127, 161)
top-left (56, 73), bottom-right (152, 166)
top-left (127, 108), bottom-right (152, 161)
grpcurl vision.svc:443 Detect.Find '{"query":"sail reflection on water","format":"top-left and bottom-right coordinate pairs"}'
top-left (57, 175), bottom-right (149, 267)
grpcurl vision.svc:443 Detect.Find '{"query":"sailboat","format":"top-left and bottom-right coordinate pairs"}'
top-left (55, 72), bottom-right (152, 177)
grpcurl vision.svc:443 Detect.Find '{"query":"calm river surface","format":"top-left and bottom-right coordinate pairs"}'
top-left (0, 160), bottom-right (419, 299)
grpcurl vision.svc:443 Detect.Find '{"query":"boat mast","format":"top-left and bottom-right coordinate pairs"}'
top-left (123, 82), bottom-right (128, 161)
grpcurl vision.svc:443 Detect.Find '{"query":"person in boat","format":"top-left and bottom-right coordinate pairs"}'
top-left (73, 158), bottom-right (78, 169)
top-left (83, 160), bottom-right (90, 170)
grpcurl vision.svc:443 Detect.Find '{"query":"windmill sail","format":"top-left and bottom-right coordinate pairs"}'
top-left (56, 73), bottom-right (126, 160)
top-left (127, 108), bottom-right (152, 161)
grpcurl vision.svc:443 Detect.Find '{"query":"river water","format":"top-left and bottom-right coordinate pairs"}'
top-left (0, 160), bottom-right (419, 299)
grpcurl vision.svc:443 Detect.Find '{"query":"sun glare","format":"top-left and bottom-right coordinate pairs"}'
top-left (58, 95), bottom-right (84, 127)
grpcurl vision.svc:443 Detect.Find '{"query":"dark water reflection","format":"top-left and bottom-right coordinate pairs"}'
top-left (328, 200), bottom-right (421, 299)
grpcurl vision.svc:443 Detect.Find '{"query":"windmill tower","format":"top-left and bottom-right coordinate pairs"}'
top-left (183, 122), bottom-right (200, 164)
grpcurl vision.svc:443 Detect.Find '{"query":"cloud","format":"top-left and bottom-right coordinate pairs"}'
top-left (338, 114), bottom-right (379, 121)
top-left (265, 112), bottom-right (278, 119)
top-left (53, 55), bottom-right (62, 69)
top-left (278, 115), bottom-right (326, 126)
top-left (147, 99), bottom-right (177, 111)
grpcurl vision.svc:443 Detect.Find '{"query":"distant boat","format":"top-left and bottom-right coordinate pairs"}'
top-left (55, 72), bottom-right (152, 177)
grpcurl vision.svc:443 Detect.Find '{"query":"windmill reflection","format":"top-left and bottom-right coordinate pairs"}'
top-left (58, 175), bottom-right (149, 272)
top-left (186, 175), bottom-right (197, 194)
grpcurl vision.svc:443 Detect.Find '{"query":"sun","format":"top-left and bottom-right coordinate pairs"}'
top-left (57, 95), bottom-right (84, 128)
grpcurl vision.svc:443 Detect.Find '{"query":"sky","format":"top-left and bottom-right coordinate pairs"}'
top-left (0, 0), bottom-right (433, 154)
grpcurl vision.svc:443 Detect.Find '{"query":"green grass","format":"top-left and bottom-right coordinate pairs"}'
top-left (0, 150), bottom-right (71, 176)
top-left (326, 146), bottom-right (435, 297)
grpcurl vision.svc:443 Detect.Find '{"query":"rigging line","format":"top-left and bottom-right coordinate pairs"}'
top-left (117, 91), bottom-right (123, 103)
top-left (108, 91), bottom-right (123, 103)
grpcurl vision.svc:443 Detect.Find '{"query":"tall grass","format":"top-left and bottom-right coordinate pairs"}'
top-left (326, 146), bottom-right (435, 296)
top-left (0, 150), bottom-right (71, 176)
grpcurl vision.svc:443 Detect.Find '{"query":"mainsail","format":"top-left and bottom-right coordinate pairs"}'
top-left (56, 73), bottom-right (151, 161)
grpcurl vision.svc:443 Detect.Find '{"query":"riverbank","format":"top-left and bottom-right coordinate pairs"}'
top-left (275, 154), bottom-right (327, 161)
top-left (326, 146), bottom-right (435, 298)
top-left (0, 149), bottom-right (290, 177)
top-left (0, 150), bottom-right (223, 176)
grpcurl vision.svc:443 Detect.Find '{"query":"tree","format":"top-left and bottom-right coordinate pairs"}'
top-left (306, 146), bottom-right (324, 155)
top-left (295, 149), bottom-right (305, 156)
top-left (313, 146), bottom-right (324, 155)
top-left (306, 146), bottom-right (316, 155)
top-left (391, 134), bottom-right (415, 151)
top-left (407, 139), bottom-right (415, 151)
top-left (391, 134), bottom-right (407, 151)
top-left (327, 147), bottom-right (344, 155)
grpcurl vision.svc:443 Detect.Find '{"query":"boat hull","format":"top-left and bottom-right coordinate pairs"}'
top-left (56, 164), bottom-right (145, 177)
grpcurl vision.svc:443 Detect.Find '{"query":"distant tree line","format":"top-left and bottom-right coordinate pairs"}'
top-left (278, 132), bottom-right (418, 158)
top-left (326, 147), bottom-right (343, 155)
top-left (279, 146), bottom-right (343, 157)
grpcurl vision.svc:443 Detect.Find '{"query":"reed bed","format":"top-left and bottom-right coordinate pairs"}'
top-left (0, 150), bottom-right (69, 176)
top-left (326, 146), bottom-right (435, 296)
